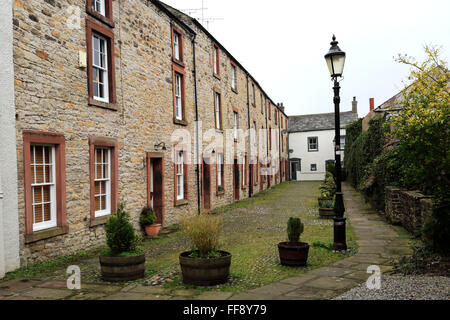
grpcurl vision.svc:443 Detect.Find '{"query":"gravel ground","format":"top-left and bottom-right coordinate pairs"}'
top-left (334, 275), bottom-right (450, 300)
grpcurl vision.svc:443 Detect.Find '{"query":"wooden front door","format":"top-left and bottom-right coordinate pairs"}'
top-left (148, 155), bottom-right (164, 226)
top-left (233, 158), bottom-right (240, 201)
top-left (202, 158), bottom-right (211, 210)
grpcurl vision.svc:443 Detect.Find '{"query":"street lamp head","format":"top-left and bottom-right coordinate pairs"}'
top-left (325, 35), bottom-right (346, 78)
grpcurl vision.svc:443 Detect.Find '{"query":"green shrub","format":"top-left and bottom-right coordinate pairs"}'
top-left (105, 203), bottom-right (138, 255)
top-left (326, 162), bottom-right (336, 177)
top-left (319, 200), bottom-right (334, 209)
top-left (182, 214), bottom-right (223, 257)
top-left (287, 217), bottom-right (304, 242)
top-left (139, 206), bottom-right (157, 227)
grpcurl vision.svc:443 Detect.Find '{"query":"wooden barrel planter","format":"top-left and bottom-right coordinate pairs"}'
top-left (319, 208), bottom-right (335, 219)
top-left (278, 242), bottom-right (310, 267)
top-left (179, 251), bottom-right (232, 286)
top-left (99, 254), bottom-right (146, 282)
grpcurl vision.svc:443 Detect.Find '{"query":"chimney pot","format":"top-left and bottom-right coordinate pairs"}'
top-left (352, 97), bottom-right (358, 114)
top-left (370, 98), bottom-right (375, 112)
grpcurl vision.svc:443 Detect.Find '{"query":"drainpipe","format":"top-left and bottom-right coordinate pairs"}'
top-left (192, 35), bottom-right (201, 215)
top-left (265, 98), bottom-right (269, 188)
top-left (277, 105), bottom-right (282, 183)
top-left (245, 74), bottom-right (252, 198)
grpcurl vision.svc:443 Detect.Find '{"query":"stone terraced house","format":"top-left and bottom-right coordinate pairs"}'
top-left (0, 0), bottom-right (289, 272)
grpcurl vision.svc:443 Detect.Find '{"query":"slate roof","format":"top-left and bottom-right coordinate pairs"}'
top-left (289, 111), bottom-right (358, 133)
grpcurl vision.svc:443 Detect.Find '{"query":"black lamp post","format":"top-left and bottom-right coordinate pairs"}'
top-left (325, 35), bottom-right (347, 251)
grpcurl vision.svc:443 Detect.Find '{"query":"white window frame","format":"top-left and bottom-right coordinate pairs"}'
top-left (174, 32), bottom-right (180, 61)
top-left (231, 64), bottom-right (236, 90)
top-left (175, 73), bottom-right (183, 120)
top-left (215, 93), bottom-right (221, 130)
top-left (93, 0), bottom-right (106, 16)
top-left (340, 136), bottom-right (346, 151)
top-left (217, 153), bottom-right (224, 188)
top-left (242, 156), bottom-right (246, 187)
top-left (177, 151), bottom-right (184, 200)
top-left (92, 33), bottom-right (109, 103)
top-left (213, 46), bottom-right (218, 74)
top-left (31, 145), bottom-right (57, 232)
top-left (308, 137), bottom-right (318, 152)
top-left (94, 147), bottom-right (111, 218)
top-left (252, 84), bottom-right (256, 105)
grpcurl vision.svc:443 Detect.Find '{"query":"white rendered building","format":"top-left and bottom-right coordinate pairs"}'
top-left (288, 99), bottom-right (358, 181)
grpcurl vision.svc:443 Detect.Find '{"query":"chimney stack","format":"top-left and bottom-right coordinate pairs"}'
top-left (278, 102), bottom-right (285, 113)
top-left (370, 98), bottom-right (375, 112)
top-left (352, 97), bottom-right (358, 114)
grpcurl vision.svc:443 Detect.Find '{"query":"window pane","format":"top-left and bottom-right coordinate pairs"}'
top-left (43, 185), bottom-right (50, 202)
top-left (43, 203), bottom-right (51, 222)
top-left (33, 186), bottom-right (42, 204)
top-left (95, 196), bottom-right (101, 211)
top-left (34, 204), bottom-right (43, 223)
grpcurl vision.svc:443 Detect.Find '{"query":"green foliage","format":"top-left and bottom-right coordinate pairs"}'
top-left (287, 217), bottom-right (304, 242)
top-left (326, 162), bottom-right (336, 177)
top-left (312, 240), bottom-right (333, 250)
top-left (105, 203), bottom-right (139, 255)
top-left (391, 45), bottom-right (450, 254)
top-left (182, 214), bottom-right (223, 257)
top-left (394, 242), bottom-right (445, 275)
top-left (139, 206), bottom-right (157, 226)
top-left (319, 200), bottom-right (334, 209)
top-left (319, 171), bottom-right (336, 196)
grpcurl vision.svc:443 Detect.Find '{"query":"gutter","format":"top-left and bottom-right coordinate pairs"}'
top-left (246, 73), bottom-right (251, 198)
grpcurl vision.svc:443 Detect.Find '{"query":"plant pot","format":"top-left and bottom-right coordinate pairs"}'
top-left (99, 254), bottom-right (146, 282)
top-left (278, 242), bottom-right (309, 266)
top-left (319, 207), bottom-right (335, 219)
top-left (145, 224), bottom-right (161, 237)
top-left (179, 251), bottom-right (232, 286)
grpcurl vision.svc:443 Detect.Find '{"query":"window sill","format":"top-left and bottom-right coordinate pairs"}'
top-left (213, 73), bottom-right (221, 80)
top-left (90, 215), bottom-right (110, 228)
top-left (173, 118), bottom-right (188, 126)
top-left (88, 97), bottom-right (117, 111)
top-left (252, 103), bottom-right (256, 108)
top-left (231, 87), bottom-right (238, 94)
top-left (175, 199), bottom-right (189, 207)
top-left (172, 58), bottom-right (185, 68)
top-left (216, 129), bottom-right (224, 134)
top-left (216, 190), bottom-right (225, 196)
top-left (25, 226), bottom-right (69, 244)
top-left (86, 8), bottom-right (115, 28)
top-left (241, 185), bottom-right (248, 190)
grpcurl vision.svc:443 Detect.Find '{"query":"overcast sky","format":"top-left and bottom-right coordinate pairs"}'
top-left (163, 0), bottom-right (450, 118)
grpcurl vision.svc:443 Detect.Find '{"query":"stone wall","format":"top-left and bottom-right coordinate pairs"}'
top-left (385, 186), bottom-right (434, 236)
top-left (12, 0), bottom-right (289, 266)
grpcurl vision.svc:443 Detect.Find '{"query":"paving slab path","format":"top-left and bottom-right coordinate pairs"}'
top-left (0, 182), bottom-right (413, 300)
top-left (228, 182), bottom-right (413, 300)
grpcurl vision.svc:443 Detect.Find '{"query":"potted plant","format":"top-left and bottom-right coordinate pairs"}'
top-left (99, 203), bottom-right (145, 282)
top-left (278, 217), bottom-right (309, 266)
top-left (179, 214), bottom-right (231, 286)
top-left (318, 191), bottom-right (333, 207)
top-left (319, 200), bottom-right (335, 219)
top-left (139, 206), bottom-right (161, 237)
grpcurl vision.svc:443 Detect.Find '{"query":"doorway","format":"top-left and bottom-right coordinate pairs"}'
top-left (233, 158), bottom-right (240, 201)
top-left (202, 158), bottom-right (211, 211)
top-left (148, 154), bottom-right (164, 226)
